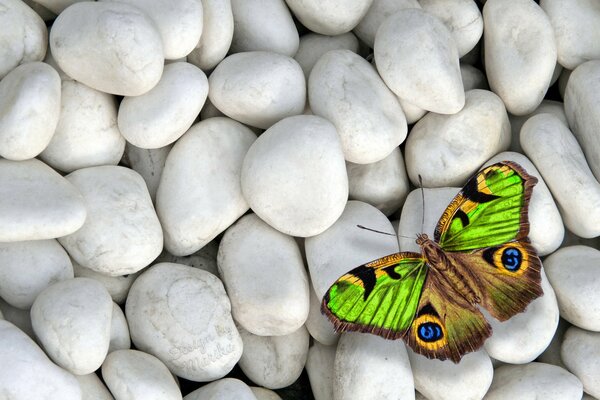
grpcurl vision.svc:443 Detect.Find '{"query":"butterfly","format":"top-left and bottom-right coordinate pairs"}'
top-left (321, 161), bottom-right (543, 363)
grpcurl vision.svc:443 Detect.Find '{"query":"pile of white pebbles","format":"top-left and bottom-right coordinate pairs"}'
top-left (1, 0), bottom-right (600, 399)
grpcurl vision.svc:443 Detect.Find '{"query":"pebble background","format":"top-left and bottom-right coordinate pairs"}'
top-left (1, 0), bottom-right (600, 399)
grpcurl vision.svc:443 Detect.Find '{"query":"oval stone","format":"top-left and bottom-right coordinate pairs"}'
top-left (284, 0), bottom-right (373, 35)
top-left (305, 284), bottom-right (339, 346)
top-left (509, 99), bottom-right (568, 154)
top-left (353, 0), bottom-right (420, 48)
top-left (108, 303), bottom-right (131, 353)
top-left (294, 32), bottom-right (359, 79)
top-left (185, 378), bottom-right (256, 400)
top-left (561, 326), bottom-right (600, 398)
top-left (306, 342), bottom-right (336, 400)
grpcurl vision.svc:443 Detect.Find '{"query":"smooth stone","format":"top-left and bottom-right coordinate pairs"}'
top-left (157, 118), bottom-right (256, 256)
top-left (353, 0), bottom-right (420, 48)
top-left (50, 1), bottom-right (164, 96)
top-left (306, 342), bottom-right (336, 400)
top-left (154, 240), bottom-right (220, 277)
top-left (104, 0), bottom-right (203, 60)
top-left (0, 320), bottom-right (81, 400)
top-left (419, 0), bottom-right (483, 57)
top-left (565, 60), bottom-right (600, 181)
top-left (59, 166), bottom-right (163, 275)
top-left (545, 246), bottom-right (600, 331)
top-left (374, 8), bottom-right (464, 114)
top-left (537, 317), bottom-right (570, 368)
top-left (124, 143), bottom-right (171, 203)
top-left (102, 349), bottom-right (181, 400)
top-left (561, 326), bottom-right (600, 398)
top-left (509, 100), bottom-right (568, 153)
top-left (405, 89), bottom-right (510, 187)
top-left (75, 373), bottom-right (115, 400)
top-left (0, 61), bottom-right (60, 160)
top-left (485, 151), bottom-right (564, 256)
top-left (484, 363), bottom-right (582, 400)
top-left (126, 263), bottom-right (243, 381)
top-left (309, 49), bottom-right (407, 164)
top-left (73, 262), bottom-right (138, 304)
top-left (0, 239), bottom-right (73, 310)
top-left (118, 62), bottom-right (208, 149)
top-left (250, 387), bottom-right (281, 400)
top-left (521, 113), bottom-right (600, 238)
top-left (284, 0), bottom-right (373, 35)
top-left (305, 284), bottom-right (339, 346)
top-left (187, 0), bottom-right (233, 71)
top-left (408, 350), bottom-right (493, 400)
top-left (0, 298), bottom-right (35, 339)
top-left (31, 277), bottom-right (113, 375)
top-left (483, 0), bottom-right (557, 115)
top-left (294, 32), bottom-right (359, 79)
top-left (398, 97), bottom-right (428, 125)
top-left (208, 51), bottom-right (305, 129)
top-left (461, 63), bottom-right (488, 91)
top-left (540, 0), bottom-right (600, 69)
top-left (109, 303), bottom-right (131, 353)
top-left (347, 147), bottom-right (410, 216)
top-left (217, 213), bottom-right (310, 336)
top-left (230, 0), bottom-right (298, 56)
top-left (39, 80), bottom-right (125, 173)
top-left (0, 0), bottom-right (47, 79)
top-left (184, 378), bottom-right (256, 400)
top-left (306, 200), bottom-right (398, 299)
top-left (334, 333), bottom-right (414, 400)
top-left (238, 326), bottom-right (309, 389)
top-left (0, 158), bottom-right (86, 241)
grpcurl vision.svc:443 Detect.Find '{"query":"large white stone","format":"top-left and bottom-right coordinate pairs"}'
top-left (241, 115), bottom-right (348, 237)
top-left (108, 303), bottom-right (131, 353)
top-left (102, 349), bottom-right (182, 400)
top-left (217, 213), bottom-right (310, 336)
top-left (540, 0), bottom-right (600, 69)
top-left (118, 62), bottom-right (208, 149)
top-left (59, 166), bottom-right (163, 276)
top-left (39, 80), bottom-right (125, 173)
top-left (0, 158), bottom-right (86, 242)
top-left (184, 378), bottom-right (257, 400)
top-left (0, 61), bottom-right (60, 160)
top-left (561, 326), bottom-right (600, 398)
top-left (294, 32), bottom-right (359, 79)
top-left (374, 8), bottom-right (464, 114)
top-left (0, 0), bottom-right (47, 79)
top-left (353, 0), bottom-right (420, 48)
top-left (309, 49), bottom-right (407, 164)
top-left (545, 246), bottom-right (600, 331)
top-left (0, 320), bottom-right (81, 400)
top-left (230, 0), bottom-right (298, 56)
top-left (208, 51), bottom-right (305, 129)
top-left (50, 1), bottom-right (164, 96)
top-left (306, 342), bottom-right (335, 400)
top-left (124, 143), bottom-right (171, 203)
top-left (126, 263), bottom-right (243, 381)
top-left (157, 118), bottom-right (256, 256)
top-left (405, 89), bottom-right (510, 187)
top-left (238, 326), bottom-right (310, 389)
top-left (73, 261), bottom-right (139, 305)
top-left (521, 113), bottom-right (600, 238)
top-left (31, 277), bottom-right (113, 375)
top-left (305, 284), bottom-right (339, 346)
top-left (483, 0), bottom-right (557, 115)
top-left (284, 0), bottom-right (373, 35)
top-left (75, 373), bottom-right (114, 400)
top-left (0, 239), bottom-right (73, 310)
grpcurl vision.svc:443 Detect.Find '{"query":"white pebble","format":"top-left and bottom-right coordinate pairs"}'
top-left (483, 0), bottom-right (557, 115)
top-left (544, 246), bottom-right (600, 331)
top-left (118, 62), bottom-right (208, 149)
top-left (124, 143), bottom-right (171, 203)
top-left (230, 0), bottom-right (299, 56)
top-left (509, 99), bottom-right (568, 153)
top-left (0, 320), bottom-right (81, 399)
top-left (294, 32), bottom-right (359, 79)
top-left (73, 262), bottom-right (138, 305)
top-left (208, 51), bottom-right (305, 129)
top-left (405, 89), bottom-right (510, 187)
top-left (184, 378), bottom-right (256, 400)
top-left (31, 277), bottom-right (113, 375)
top-left (305, 284), bottom-right (339, 346)
top-left (0, 61), bottom-right (60, 160)
top-left (460, 63), bottom-right (488, 91)
top-left (306, 342), bottom-right (336, 400)
top-left (102, 349), bottom-right (181, 400)
top-left (241, 115), bottom-right (348, 237)
top-left (284, 0), bottom-right (373, 35)
top-left (74, 373), bottom-right (114, 400)
top-left (238, 325), bottom-right (309, 389)
top-left (561, 326), bottom-right (600, 398)
top-left (0, 239), bottom-right (73, 310)
top-left (59, 166), bottom-right (163, 276)
top-left (126, 263), bottom-right (243, 381)
top-left (353, 0), bottom-right (420, 48)
top-left (309, 49), bottom-right (407, 164)
top-left (0, 158), bottom-right (86, 242)
top-left (374, 8), bottom-right (464, 114)
top-left (521, 113), bottom-right (600, 238)
top-left (50, 1), bottom-right (164, 96)
top-left (157, 118), bottom-right (256, 256)
top-left (108, 303), bottom-right (131, 353)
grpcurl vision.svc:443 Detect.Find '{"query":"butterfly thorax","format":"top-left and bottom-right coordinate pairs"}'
top-left (416, 233), bottom-right (481, 305)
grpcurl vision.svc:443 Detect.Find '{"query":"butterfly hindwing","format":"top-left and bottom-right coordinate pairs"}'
top-left (321, 253), bottom-right (427, 339)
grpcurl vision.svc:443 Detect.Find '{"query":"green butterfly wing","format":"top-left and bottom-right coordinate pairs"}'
top-left (321, 253), bottom-right (427, 338)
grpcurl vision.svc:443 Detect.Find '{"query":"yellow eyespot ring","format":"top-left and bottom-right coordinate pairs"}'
top-left (412, 313), bottom-right (448, 351)
top-left (492, 243), bottom-right (529, 276)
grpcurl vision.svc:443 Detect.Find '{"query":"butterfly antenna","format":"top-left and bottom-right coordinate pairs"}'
top-left (356, 225), bottom-right (414, 240)
top-left (419, 174), bottom-right (425, 234)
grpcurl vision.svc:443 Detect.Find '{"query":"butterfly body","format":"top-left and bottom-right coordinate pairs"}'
top-left (322, 161), bottom-right (543, 363)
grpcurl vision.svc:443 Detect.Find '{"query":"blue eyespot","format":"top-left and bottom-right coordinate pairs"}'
top-left (501, 247), bottom-right (522, 271)
top-left (418, 322), bottom-right (443, 342)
